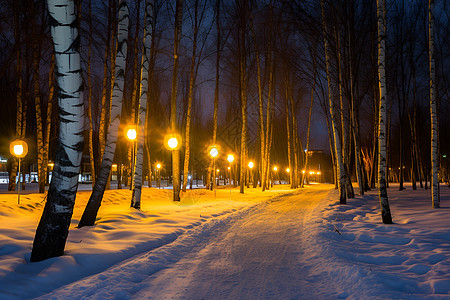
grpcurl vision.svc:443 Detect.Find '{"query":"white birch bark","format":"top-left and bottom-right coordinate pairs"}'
top-left (376, 0), bottom-right (393, 223)
top-left (31, 0), bottom-right (84, 261)
top-left (429, 0), bottom-right (439, 208)
top-left (131, 0), bottom-right (154, 208)
top-left (321, 0), bottom-right (346, 204)
top-left (78, 0), bottom-right (129, 227)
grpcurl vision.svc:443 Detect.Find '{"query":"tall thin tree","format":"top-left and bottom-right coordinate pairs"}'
top-left (131, 0), bottom-right (154, 208)
top-left (429, 0), bottom-right (439, 208)
top-left (376, 0), bottom-right (393, 223)
top-left (321, 0), bottom-right (346, 204)
top-left (31, 0), bottom-right (85, 261)
top-left (78, 0), bottom-right (130, 227)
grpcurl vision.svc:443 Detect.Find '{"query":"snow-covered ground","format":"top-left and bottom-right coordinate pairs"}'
top-left (0, 183), bottom-right (449, 299)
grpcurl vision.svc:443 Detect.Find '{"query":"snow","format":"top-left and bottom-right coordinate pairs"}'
top-left (0, 183), bottom-right (449, 299)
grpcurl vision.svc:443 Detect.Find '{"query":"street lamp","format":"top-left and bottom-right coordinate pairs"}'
top-left (209, 145), bottom-right (219, 197)
top-left (164, 133), bottom-right (182, 201)
top-left (227, 154), bottom-right (234, 194)
top-left (10, 139), bottom-right (28, 204)
top-left (125, 125), bottom-right (137, 190)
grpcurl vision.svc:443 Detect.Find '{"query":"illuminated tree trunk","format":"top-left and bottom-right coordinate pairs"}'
top-left (288, 83), bottom-right (299, 189)
top-left (429, 0), bottom-right (439, 208)
top-left (98, 0), bottom-right (112, 171)
top-left (87, 0), bottom-right (95, 186)
top-left (263, 23), bottom-right (274, 191)
top-left (183, 0), bottom-right (199, 193)
top-left (376, 0), bottom-right (393, 223)
top-left (170, 0), bottom-right (183, 201)
top-left (132, 0), bottom-right (154, 208)
top-left (128, 0), bottom-right (141, 188)
top-left (31, 0), bottom-right (84, 261)
top-left (302, 49), bottom-right (316, 187)
top-left (285, 80), bottom-right (293, 189)
top-left (249, 15), bottom-right (265, 191)
top-left (321, 0), bottom-right (346, 204)
top-left (239, 3), bottom-right (248, 194)
top-left (78, 0), bottom-right (129, 227)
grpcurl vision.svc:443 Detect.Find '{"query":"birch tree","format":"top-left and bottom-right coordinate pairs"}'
top-left (321, 0), bottom-right (346, 204)
top-left (31, 0), bottom-right (84, 261)
top-left (131, 0), bottom-right (154, 208)
top-left (78, 0), bottom-right (130, 227)
top-left (376, 0), bottom-right (393, 223)
top-left (429, 0), bottom-right (439, 208)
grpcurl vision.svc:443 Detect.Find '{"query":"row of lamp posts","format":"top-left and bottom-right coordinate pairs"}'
top-left (8, 132), bottom-right (300, 205)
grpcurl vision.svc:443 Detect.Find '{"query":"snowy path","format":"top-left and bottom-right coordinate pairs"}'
top-left (39, 185), bottom-right (333, 299)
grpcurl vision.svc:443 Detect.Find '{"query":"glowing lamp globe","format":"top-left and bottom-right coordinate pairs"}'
top-left (210, 147), bottom-right (219, 158)
top-left (156, 163), bottom-right (161, 169)
top-left (248, 161), bottom-right (254, 169)
top-left (164, 133), bottom-right (182, 150)
top-left (127, 128), bottom-right (137, 141)
top-left (286, 168), bottom-right (290, 173)
top-left (227, 154), bottom-right (234, 163)
top-left (168, 137), bottom-right (178, 149)
top-left (10, 140), bottom-right (28, 158)
top-left (273, 166), bottom-right (278, 171)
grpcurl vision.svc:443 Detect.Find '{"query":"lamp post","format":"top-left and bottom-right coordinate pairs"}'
top-left (227, 154), bottom-right (234, 194)
top-left (164, 133), bottom-right (182, 201)
top-left (125, 126), bottom-right (137, 190)
top-left (209, 146), bottom-right (219, 198)
top-left (10, 140), bottom-right (28, 204)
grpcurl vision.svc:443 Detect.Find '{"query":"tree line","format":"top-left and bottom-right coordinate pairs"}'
top-left (0, 0), bottom-right (448, 261)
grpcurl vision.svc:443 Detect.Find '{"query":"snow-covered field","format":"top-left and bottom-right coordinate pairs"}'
top-left (0, 183), bottom-right (449, 299)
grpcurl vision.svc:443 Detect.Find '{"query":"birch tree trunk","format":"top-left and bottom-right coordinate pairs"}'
top-left (170, 0), bottom-right (183, 201)
top-left (128, 0), bottom-right (141, 188)
top-left (87, 0), bottom-right (95, 186)
top-left (78, 0), bottom-right (130, 227)
top-left (31, 0), bottom-right (84, 261)
top-left (429, 0), bottom-right (439, 208)
top-left (321, 0), bottom-right (346, 204)
top-left (376, 0), bottom-right (393, 223)
top-left (131, 0), bottom-right (154, 208)
top-left (182, 0), bottom-right (198, 193)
